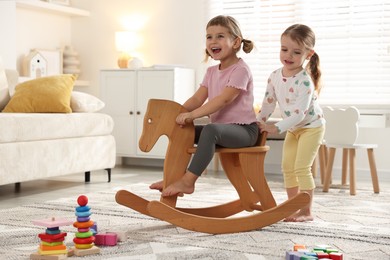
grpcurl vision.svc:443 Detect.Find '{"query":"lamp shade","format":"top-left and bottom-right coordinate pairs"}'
top-left (115, 31), bottom-right (139, 52)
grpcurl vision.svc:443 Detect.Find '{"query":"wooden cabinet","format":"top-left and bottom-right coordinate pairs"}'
top-left (100, 68), bottom-right (195, 158)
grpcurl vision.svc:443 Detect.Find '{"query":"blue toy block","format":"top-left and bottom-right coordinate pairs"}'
top-left (286, 251), bottom-right (304, 260)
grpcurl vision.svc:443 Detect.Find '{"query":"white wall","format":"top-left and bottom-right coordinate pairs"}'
top-left (71, 0), bottom-right (205, 96)
top-left (0, 1), bottom-right (16, 69)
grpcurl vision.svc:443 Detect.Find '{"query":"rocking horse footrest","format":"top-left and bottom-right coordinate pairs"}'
top-left (187, 146), bottom-right (269, 154)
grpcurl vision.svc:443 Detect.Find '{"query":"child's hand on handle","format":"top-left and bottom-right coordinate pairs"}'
top-left (176, 112), bottom-right (194, 127)
top-left (257, 121), bottom-right (278, 134)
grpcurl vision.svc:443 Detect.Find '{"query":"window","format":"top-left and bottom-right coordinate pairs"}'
top-left (206, 0), bottom-right (390, 108)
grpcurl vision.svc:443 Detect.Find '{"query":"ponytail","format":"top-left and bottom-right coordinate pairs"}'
top-left (307, 52), bottom-right (322, 95)
top-left (242, 39), bottom-right (254, 53)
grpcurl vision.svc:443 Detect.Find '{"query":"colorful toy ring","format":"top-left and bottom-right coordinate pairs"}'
top-left (73, 220), bottom-right (94, 229)
top-left (75, 231), bottom-right (93, 238)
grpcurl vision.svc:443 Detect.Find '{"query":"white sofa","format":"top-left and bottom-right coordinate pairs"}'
top-left (0, 69), bottom-right (116, 189)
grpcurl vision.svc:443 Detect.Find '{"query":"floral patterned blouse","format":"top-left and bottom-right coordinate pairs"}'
top-left (257, 68), bottom-right (325, 133)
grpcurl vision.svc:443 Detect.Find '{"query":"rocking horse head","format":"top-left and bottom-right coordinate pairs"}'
top-left (139, 99), bottom-right (195, 153)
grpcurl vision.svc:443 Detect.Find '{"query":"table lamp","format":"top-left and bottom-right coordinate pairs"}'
top-left (115, 31), bottom-right (139, 68)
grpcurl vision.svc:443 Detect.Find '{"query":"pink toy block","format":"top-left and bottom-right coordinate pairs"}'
top-left (107, 230), bottom-right (127, 242)
top-left (329, 252), bottom-right (343, 260)
top-left (94, 233), bottom-right (117, 246)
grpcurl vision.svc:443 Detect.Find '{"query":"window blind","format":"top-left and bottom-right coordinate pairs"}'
top-left (205, 0), bottom-right (390, 108)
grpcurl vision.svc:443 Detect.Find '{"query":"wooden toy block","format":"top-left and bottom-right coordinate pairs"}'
top-left (293, 244), bottom-right (306, 251)
top-left (316, 252), bottom-right (330, 259)
top-left (95, 233), bottom-right (117, 246)
top-left (300, 256), bottom-right (317, 260)
top-left (304, 252), bottom-right (318, 257)
top-left (30, 252), bottom-right (67, 260)
top-left (329, 252), bottom-right (343, 260)
top-left (72, 246), bottom-right (101, 256)
top-left (325, 248), bottom-right (339, 253)
top-left (285, 251), bottom-right (304, 260)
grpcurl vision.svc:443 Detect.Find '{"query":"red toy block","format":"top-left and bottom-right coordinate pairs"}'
top-left (329, 252), bottom-right (343, 260)
top-left (316, 252), bottom-right (330, 259)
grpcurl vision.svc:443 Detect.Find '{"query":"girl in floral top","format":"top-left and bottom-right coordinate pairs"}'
top-left (257, 24), bottom-right (325, 222)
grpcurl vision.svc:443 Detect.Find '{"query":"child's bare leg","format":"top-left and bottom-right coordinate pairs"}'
top-left (284, 188), bottom-right (314, 222)
top-left (162, 171), bottom-right (198, 197)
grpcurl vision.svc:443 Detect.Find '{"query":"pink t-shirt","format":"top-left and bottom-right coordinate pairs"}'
top-left (201, 59), bottom-right (257, 124)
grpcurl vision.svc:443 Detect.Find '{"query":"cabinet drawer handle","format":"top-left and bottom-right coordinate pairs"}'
top-left (129, 111), bottom-right (133, 115)
top-left (137, 111), bottom-right (141, 115)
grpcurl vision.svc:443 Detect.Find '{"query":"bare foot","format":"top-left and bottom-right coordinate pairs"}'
top-left (149, 180), bottom-right (163, 191)
top-left (284, 210), bottom-right (313, 222)
top-left (161, 179), bottom-right (195, 197)
top-left (149, 180), bottom-right (184, 196)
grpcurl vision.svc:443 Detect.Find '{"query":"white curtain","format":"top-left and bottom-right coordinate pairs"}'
top-left (205, 0), bottom-right (390, 107)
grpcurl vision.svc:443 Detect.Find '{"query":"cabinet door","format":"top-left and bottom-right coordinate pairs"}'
top-left (136, 70), bottom-right (175, 157)
top-left (101, 70), bottom-right (137, 156)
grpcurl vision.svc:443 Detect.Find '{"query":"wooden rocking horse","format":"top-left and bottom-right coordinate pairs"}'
top-left (115, 99), bottom-right (310, 234)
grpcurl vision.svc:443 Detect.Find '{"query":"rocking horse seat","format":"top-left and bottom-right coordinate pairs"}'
top-left (116, 99), bottom-right (310, 234)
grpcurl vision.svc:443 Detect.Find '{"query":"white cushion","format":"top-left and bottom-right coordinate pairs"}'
top-left (71, 91), bottom-right (105, 112)
top-left (0, 113), bottom-right (114, 143)
top-left (0, 57), bottom-right (10, 111)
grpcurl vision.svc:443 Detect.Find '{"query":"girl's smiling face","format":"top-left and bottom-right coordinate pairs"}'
top-left (280, 35), bottom-right (314, 77)
top-left (206, 25), bottom-right (238, 64)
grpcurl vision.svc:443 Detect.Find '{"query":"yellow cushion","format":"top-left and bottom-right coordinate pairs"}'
top-left (2, 74), bottom-right (76, 113)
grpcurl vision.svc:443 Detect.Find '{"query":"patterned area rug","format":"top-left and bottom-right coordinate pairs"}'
top-left (0, 177), bottom-right (389, 260)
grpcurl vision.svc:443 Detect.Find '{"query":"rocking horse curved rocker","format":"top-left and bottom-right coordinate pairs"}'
top-left (115, 99), bottom-right (310, 234)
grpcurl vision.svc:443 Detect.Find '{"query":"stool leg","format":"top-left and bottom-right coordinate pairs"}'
top-left (323, 147), bottom-right (336, 192)
top-left (349, 149), bottom-right (356, 195)
top-left (319, 144), bottom-right (327, 184)
top-left (341, 148), bottom-right (348, 185)
top-left (367, 148), bottom-right (380, 193)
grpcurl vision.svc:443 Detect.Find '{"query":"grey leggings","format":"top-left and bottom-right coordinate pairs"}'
top-left (188, 123), bottom-right (259, 176)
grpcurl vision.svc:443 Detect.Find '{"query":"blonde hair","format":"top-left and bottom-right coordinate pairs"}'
top-left (283, 24), bottom-right (322, 94)
top-left (204, 15), bottom-right (254, 62)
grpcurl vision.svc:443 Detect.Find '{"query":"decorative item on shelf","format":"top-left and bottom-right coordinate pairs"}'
top-left (63, 46), bottom-right (81, 77)
top-left (23, 50), bottom-right (47, 78)
top-left (23, 49), bottom-right (63, 79)
top-left (128, 56), bottom-right (143, 69)
top-left (115, 31), bottom-right (143, 69)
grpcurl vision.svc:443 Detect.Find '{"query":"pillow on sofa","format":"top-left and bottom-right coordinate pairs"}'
top-left (0, 57), bottom-right (10, 111)
top-left (71, 91), bottom-right (105, 112)
top-left (2, 74), bottom-right (75, 113)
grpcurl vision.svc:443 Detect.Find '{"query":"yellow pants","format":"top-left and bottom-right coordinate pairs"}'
top-left (282, 126), bottom-right (325, 190)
